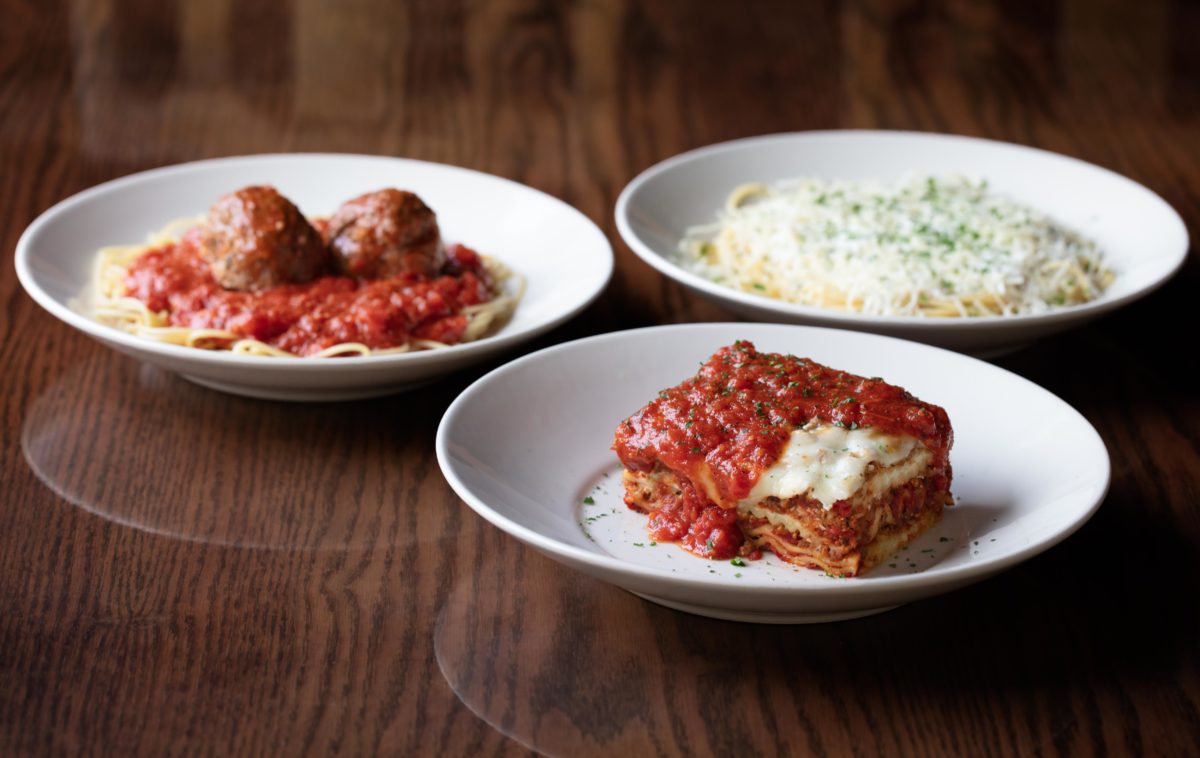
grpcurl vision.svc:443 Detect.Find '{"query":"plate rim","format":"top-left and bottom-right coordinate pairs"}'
top-left (436, 321), bottom-right (1112, 599)
top-left (614, 129), bottom-right (1188, 330)
top-left (15, 152), bottom-right (614, 371)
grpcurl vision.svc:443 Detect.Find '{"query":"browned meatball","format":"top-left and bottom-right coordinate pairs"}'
top-left (327, 189), bottom-right (445, 279)
top-left (199, 186), bottom-right (329, 291)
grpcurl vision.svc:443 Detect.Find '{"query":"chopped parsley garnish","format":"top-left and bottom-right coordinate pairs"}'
top-left (730, 557), bottom-right (747, 567)
top-left (582, 496), bottom-right (595, 505)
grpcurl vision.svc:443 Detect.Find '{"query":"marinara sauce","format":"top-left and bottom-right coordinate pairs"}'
top-left (612, 341), bottom-right (953, 559)
top-left (122, 227), bottom-right (494, 356)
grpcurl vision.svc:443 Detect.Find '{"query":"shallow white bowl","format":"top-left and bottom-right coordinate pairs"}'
top-left (437, 322), bottom-right (1110, 623)
top-left (615, 131), bottom-right (1187, 355)
top-left (16, 154), bottom-right (613, 400)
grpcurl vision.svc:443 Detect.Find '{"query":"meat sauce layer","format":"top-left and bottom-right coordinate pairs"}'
top-left (122, 227), bottom-right (494, 356)
top-left (612, 341), bottom-right (953, 559)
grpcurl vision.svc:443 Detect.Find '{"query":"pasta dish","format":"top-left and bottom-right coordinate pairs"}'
top-left (679, 175), bottom-right (1112, 317)
top-left (612, 341), bottom-right (954, 576)
top-left (92, 186), bottom-right (522, 357)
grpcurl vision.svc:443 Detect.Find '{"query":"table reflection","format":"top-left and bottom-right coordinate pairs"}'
top-left (22, 353), bottom-right (452, 550)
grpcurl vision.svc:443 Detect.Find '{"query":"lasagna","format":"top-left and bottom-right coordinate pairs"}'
top-left (611, 341), bottom-right (954, 576)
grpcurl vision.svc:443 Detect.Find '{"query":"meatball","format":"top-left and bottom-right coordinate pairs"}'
top-left (199, 186), bottom-right (329, 291)
top-left (327, 189), bottom-right (445, 279)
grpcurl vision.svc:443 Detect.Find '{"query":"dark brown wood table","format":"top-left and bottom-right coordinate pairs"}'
top-left (2, 1), bottom-right (1198, 755)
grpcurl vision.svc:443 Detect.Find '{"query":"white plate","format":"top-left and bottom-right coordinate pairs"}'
top-left (615, 131), bottom-right (1187, 356)
top-left (436, 322), bottom-right (1110, 623)
top-left (16, 154), bottom-right (613, 400)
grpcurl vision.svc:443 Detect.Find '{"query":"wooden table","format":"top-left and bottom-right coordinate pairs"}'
top-left (2, 1), bottom-right (1198, 755)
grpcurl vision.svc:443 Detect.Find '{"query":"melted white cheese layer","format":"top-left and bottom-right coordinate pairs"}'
top-left (744, 421), bottom-right (918, 510)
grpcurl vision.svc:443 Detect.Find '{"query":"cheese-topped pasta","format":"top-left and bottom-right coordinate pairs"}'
top-left (680, 175), bottom-right (1113, 317)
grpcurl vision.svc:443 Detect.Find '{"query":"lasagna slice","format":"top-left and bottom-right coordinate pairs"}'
top-left (612, 341), bottom-right (953, 577)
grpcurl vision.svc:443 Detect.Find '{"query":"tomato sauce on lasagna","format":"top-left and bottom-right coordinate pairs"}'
top-left (612, 341), bottom-right (954, 576)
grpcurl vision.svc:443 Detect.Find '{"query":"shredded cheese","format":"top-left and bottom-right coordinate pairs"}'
top-left (680, 175), bottom-right (1113, 317)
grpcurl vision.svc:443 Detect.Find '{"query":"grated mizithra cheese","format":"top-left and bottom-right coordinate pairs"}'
top-left (679, 175), bottom-right (1112, 317)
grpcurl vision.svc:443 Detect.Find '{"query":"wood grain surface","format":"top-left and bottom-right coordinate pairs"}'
top-left (2, 0), bottom-right (1199, 755)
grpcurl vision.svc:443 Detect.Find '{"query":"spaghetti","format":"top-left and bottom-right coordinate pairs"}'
top-left (679, 175), bottom-right (1114, 317)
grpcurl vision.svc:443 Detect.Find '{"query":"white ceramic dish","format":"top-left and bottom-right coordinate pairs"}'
top-left (437, 322), bottom-right (1110, 623)
top-left (15, 154), bottom-right (613, 401)
top-left (615, 131), bottom-right (1187, 356)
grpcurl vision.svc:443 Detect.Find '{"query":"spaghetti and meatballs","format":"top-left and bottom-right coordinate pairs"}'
top-left (93, 186), bottom-right (522, 357)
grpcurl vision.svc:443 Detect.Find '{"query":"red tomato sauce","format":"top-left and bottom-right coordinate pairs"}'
top-left (633, 470), bottom-right (751, 560)
top-left (613, 341), bottom-right (954, 559)
top-left (121, 227), bottom-right (495, 356)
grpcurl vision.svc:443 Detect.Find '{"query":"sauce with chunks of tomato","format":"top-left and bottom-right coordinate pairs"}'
top-left (121, 227), bottom-right (494, 356)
